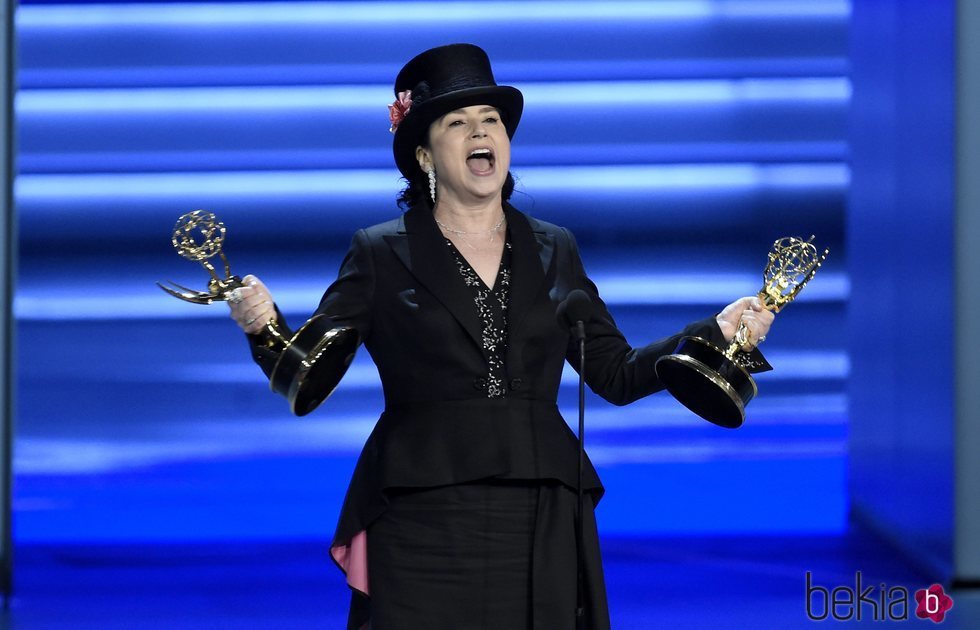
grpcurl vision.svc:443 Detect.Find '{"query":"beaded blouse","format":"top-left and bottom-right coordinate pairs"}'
top-left (444, 234), bottom-right (513, 398)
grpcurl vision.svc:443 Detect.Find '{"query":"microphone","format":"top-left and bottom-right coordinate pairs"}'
top-left (557, 288), bottom-right (593, 626)
top-left (557, 289), bottom-right (592, 341)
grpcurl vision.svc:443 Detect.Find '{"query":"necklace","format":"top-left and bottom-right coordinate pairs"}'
top-left (435, 213), bottom-right (506, 250)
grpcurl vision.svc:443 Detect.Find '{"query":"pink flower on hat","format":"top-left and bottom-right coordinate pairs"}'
top-left (388, 90), bottom-right (413, 134)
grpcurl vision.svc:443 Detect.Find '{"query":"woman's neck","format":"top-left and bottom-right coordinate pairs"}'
top-left (433, 197), bottom-right (505, 232)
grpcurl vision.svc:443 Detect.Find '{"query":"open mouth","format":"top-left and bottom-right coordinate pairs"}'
top-left (466, 147), bottom-right (495, 175)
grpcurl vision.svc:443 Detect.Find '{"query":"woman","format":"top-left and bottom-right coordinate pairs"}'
top-left (228, 44), bottom-right (774, 630)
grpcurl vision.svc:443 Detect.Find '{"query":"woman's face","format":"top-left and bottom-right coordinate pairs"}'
top-left (418, 105), bottom-right (511, 207)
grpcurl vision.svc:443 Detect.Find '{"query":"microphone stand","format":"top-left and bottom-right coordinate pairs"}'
top-left (573, 319), bottom-right (587, 630)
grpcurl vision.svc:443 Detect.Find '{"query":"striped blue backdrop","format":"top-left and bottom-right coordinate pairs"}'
top-left (13, 0), bottom-right (851, 541)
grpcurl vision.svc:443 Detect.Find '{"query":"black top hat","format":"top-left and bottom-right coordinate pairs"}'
top-left (390, 44), bottom-right (523, 180)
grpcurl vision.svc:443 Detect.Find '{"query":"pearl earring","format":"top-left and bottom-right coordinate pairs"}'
top-left (428, 169), bottom-right (436, 203)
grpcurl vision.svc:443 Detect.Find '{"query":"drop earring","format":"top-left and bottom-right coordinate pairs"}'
top-left (428, 169), bottom-right (437, 204)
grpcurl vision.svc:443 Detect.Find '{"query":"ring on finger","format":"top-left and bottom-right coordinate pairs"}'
top-left (246, 317), bottom-right (256, 325)
top-left (228, 288), bottom-right (244, 304)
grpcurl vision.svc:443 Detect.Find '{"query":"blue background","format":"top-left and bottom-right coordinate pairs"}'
top-left (13, 0), bottom-right (851, 543)
top-left (14, 1), bottom-right (980, 628)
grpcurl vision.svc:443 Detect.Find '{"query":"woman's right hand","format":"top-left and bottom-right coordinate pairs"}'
top-left (228, 274), bottom-right (277, 334)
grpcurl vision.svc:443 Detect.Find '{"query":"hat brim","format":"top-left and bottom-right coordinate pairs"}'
top-left (393, 85), bottom-right (523, 180)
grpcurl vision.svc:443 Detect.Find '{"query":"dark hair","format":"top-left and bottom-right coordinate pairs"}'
top-left (397, 171), bottom-right (516, 211)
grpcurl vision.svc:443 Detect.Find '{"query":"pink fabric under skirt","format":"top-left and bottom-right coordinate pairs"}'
top-left (331, 530), bottom-right (369, 595)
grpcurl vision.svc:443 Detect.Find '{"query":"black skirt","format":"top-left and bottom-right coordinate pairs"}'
top-left (366, 479), bottom-right (609, 630)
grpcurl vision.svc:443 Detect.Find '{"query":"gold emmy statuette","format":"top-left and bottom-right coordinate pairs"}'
top-left (158, 210), bottom-right (359, 416)
top-left (654, 236), bottom-right (829, 428)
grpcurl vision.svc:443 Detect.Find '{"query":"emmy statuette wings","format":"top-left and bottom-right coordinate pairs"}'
top-left (655, 236), bottom-right (829, 428)
top-left (157, 210), bottom-right (359, 416)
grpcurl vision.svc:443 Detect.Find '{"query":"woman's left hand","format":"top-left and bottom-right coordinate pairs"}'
top-left (716, 296), bottom-right (775, 351)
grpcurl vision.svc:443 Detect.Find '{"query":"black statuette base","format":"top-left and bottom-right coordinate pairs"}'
top-left (655, 336), bottom-right (758, 429)
top-left (268, 315), bottom-right (359, 417)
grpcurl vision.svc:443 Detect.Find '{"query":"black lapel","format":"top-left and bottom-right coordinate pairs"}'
top-left (383, 206), bottom-right (485, 353)
top-left (505, 203), bottom-right (556, 338)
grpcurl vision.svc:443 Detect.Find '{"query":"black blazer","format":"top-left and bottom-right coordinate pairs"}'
top-left (246, 203), bottom-right (774, 629)
top-left (251, 203), bottom-right (730, 406)
top-left (249, 202), bottom-right (734, 561)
